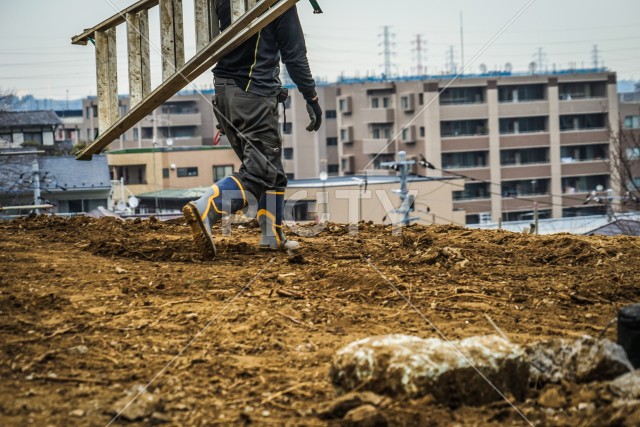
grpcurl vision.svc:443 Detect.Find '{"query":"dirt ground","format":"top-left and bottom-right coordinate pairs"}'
top-left (1, 215), bottom-right (640, 426)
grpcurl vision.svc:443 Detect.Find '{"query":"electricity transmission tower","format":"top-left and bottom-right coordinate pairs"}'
top-left (379, 26), bottom-right (396, 78)
top-left (412, 34), bottom-right (427, 76)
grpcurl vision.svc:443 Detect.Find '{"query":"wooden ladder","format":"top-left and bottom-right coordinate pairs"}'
top-left (72, 0), bottom-right (300, 160)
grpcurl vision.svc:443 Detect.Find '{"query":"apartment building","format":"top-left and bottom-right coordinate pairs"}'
top-left (336, 70), bottom-right (619, 224)
top-left (280, 85), bottom-right (339, 179)
top-left (82, 91), bottom-right (217, 149)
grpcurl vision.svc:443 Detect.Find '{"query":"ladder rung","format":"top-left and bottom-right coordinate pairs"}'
top-left (231, 0), bottom-right (247, 23)
top-left (160, 0), bottom-right (185, 80)
top-left (95, 28), bottom-right (119, 134)
top-left (195, 0), bottom-right (220, 52)
top-left (127, 10), bottom-right (151, 107)
top-left (72, 0), bottom-right (159, 45)
top-left (77, 0), bottom-right (299, 161)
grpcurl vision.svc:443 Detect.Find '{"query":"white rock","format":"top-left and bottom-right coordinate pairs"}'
top-left (527, 335), bottom-right (633, 384)
top-left (330, 334), bottom-right (528, 406)
top-left (610, 370), bottom-right (640, 399)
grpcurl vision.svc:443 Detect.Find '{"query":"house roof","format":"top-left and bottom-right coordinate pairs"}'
top-left (585, 219), bottom-right (640, 236)
top-left (39, 156), bottom-right (111, 191)
top-left (0, 155), bottom-right (111, 196)
top-left (0, 111), bottom-right (62, 128)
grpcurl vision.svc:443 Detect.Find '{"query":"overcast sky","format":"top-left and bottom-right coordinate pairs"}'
top-left (1, 0), bottom-right (638, 100)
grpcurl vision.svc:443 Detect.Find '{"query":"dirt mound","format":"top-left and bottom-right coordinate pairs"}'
top-left (1, 215), bottom-right (639, 426)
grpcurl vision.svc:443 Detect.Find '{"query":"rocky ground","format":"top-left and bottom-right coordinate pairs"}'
top-left (1, 215), bottom-right (640, 426)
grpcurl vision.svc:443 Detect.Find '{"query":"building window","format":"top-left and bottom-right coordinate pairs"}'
top-left (371, 153), bottom-right (395, 169)
top-left (501, 148), bottom-right (549, 165)
top-left (560, 113), bottom-right (606, 131)
top-left (371, 98), bottom-right (380, 109)
top-left (283, 122), bottom-right (293, 134)
top-left (440, 87), bottom-right (485, 105)
top-left (561, 175), bottom-right (609, 194)
top-left (87, 128), bottom-right (92, 141)
top-left (115, 165), bottom-right (147, 185)
top-left (168, 126), bottom-right (196, 138)
top-left (283, 147), bottom-right (294, 160)
top-left (162, 168), bottom-right (170, 178)
top-left (119, 104), bottom-right (128, 117)
top-left (327, 164), bottom-right (339, 174)
top-left (498, 84), bottom-right (545, 103)
top-left (326, 137), bottom-right (338, 146)
top-left (442, 151), bottom-right (488, 169)
top-left (133, 128), bottom-right (139, 141)
top-left (383, 97), bottom-right (391, 108)
top-left (559, 82), bottom-right (606, 100)
top-left (624, 115), bottom-right (640, 129)
top-left (441, 120), bottom-right (488, 137)
top-left (177, 167), bottom-right (198, 177)
top-left (161, 101), bottom-right (199, 115)
top-left (453, 183), bottom-right (490, 200)
top-left (325, 110), bottom-right (337, 119)
top-left (23, 132), bottom-right (43, 145)
top-left (92, 105), bottom-right (98, 118)
top-left (420, 126), bottom-right (425, 137)
top-left (502, 179), bottom-right (550, 197)
top-left (419, 93), bottom-right (424, 105)
top-left (213, 165), bottom-right (234, 181)
top-left (85, 107), bottom-right (91, 119)
top-left (286, 173), bottom-right (295, 180)
top-left (371, 124), bottom-right (393, 140)
top-left (560, 144), bottom-right (608, 163)
top-left (499, 117), bottom-right (547, 134)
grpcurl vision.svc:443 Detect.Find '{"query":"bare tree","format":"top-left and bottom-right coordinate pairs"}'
top-left (0, 88), bottom-right (15, 114)
top-left (610, 121), bottom-right (640, 211)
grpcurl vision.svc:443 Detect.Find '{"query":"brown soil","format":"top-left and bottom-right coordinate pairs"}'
top-left (1, 215), bottom-right (639, 426)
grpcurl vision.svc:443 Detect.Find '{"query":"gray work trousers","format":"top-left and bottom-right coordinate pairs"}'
top-left (213, 78), bottom-right (287, 200)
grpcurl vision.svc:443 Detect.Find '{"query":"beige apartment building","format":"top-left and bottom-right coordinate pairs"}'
top-left (82, 91), bottom-right (217, 150)
top-left (336, 71), bottom-right (619, 224)
top-left (280, 85), bottom-right (339, 179)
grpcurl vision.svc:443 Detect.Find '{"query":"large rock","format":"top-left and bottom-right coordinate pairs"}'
top-left (330, 334), bottom-right (529, 407)
top-left (610, 370), bottom-right (640, 399)
top-left (527, 335), bottom-right (633, 384)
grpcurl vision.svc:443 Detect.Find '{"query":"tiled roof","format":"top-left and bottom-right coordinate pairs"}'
top-left (0, 111), bottom-right (62, 128)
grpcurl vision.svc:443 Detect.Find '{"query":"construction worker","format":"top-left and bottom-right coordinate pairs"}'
top-left (182, 0), bottom-right (322, 258)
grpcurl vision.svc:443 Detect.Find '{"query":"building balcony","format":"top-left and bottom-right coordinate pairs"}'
top-left (362, 108), bottom-right (395, 123)
top-left (453, 198), bottom-right (493, 215)
top-left (501, 163), bottom-right (551, 180)
top-left (500, 132), bottom-right (550, 149)
top-left (140, 113), bottom-right (202, 127)
top-left (440, 136), bottom-right (489, 153)
top-left (502, 195), bottom-right (552, 212)
top-left (442, 167), bottom-right (491, 182)
top-left (362, 138), bottom-right (394, 155)
top-left (440, 103), bottom-right (488, 121)
top-left (498, 101), bottom-right (549, 118)
top-left (559, 97), bottom-right (609, 115)
top-left (560, 129), bottom-right (609, 145)
top-left (561, 159), bottom-right (610, 176)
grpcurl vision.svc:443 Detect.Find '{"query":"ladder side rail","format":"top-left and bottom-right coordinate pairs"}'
top-left (77, 0), bottom-right (299, 160)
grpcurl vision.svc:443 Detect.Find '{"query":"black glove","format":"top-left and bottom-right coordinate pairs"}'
top-left (306, 99), bottom-right (322, 132)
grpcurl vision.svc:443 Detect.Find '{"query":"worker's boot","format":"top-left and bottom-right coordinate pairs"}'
top-left (258, 189), bottom-right (299, 251)
top-left (182, 176), bottom-right (247, 258)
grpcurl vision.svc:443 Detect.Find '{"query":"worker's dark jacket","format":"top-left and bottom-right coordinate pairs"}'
top-left (213, 0), bottom-right (317, 102)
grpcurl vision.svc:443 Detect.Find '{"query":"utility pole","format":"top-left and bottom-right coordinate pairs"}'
top-left (381, 151), bottom-right (418, 228)
top-left (379, 26), bottom-right (396, 78)
top-left (412, 34), bottom-right (427, 75)
top-left (32, 160), bottom-right (42, 215)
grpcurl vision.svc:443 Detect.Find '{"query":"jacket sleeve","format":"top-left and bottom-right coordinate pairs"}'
top-left (275, 6), bottom-right (317, 102)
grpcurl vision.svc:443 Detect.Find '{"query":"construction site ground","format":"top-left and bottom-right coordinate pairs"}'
top-left (1, 215), bottom-right (640, 426)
